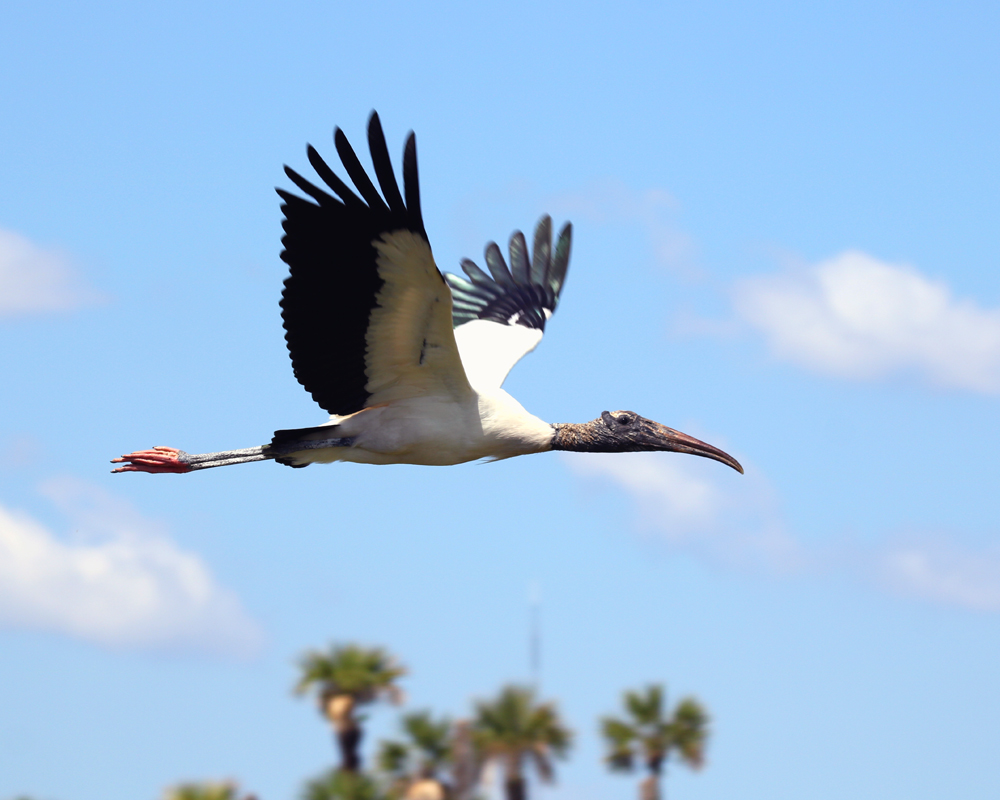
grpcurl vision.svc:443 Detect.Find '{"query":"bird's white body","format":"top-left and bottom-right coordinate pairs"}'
top-left (291, 387), bottom-right (554, 467)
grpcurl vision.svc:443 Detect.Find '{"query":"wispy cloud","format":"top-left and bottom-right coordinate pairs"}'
top-left (566, 453), bottom-right (1000, 613)
top-left (875, 539), bottom-right (1000, 612)
top-left (733, 251), bottom-right (1000, 394)
top-left (0, 227), bottom-right (104, 316)
top-left (548, 179), bottom-right (702, 278)
top-left (541, 181), bottom-right (1000, 395)
top-left (0, 478), bottom-right (263, 656)
top-left (566, 452), bottom-right (807, 574)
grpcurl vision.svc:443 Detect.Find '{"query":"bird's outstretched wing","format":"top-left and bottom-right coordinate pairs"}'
top-left (278, 112), bottom-right (472, 416)
top-left (445, 216), bottom-right (572, 389)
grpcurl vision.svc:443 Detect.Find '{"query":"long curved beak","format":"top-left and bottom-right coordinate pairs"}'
top-left (651, 424), bottom-right (744, 474)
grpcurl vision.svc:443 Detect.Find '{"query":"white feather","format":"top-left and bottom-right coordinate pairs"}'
top-left (454, 319), bottom-right (544, 390)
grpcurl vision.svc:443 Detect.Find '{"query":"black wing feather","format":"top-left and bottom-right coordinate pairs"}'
top-left (278, 111), bottom-right (424, 416)
top-left (509, 231), bottom-right (530, 285)
top-left (283, 166), bottom-right (337, 207)
top-left (306, 145), bottom-right (366, 209)
top-left (530, 215), bottom-right (551, 285)
top-left (459, 260), bottom-right (504, 296)
top-left (367, 113), bottom-right (406, 214)
top-left (484, 243), bottom-right (517, 288)
top-left (334, 126), bottom-right (389, 214)
top-left (445, 215), bottom-right (572, 330)
top-left (402, 134), bottom-right (424, 236)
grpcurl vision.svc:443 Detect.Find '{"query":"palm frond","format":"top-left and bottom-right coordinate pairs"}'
top-left (301, 769), bottom-right (387, 800)
top-left (164, 782), bottom-right (239, 800)
top-left (528, 747), bottom-right (554, 784)
top-left (600, 716), bottom-right (637, 772)
top-left (606, 750), bottom-right (635, 772)
top-left (295, 644), bottom-right (406, 702)
top-left (376, 740), bottom-right (411, 776)
top-left (402, 710), bottom-right (453, 768)
top-left (471, 685), bottom-right (572, 788)
top-left (601, 716), bottom-right (637, 747)
top-left (624, 685), bottom-right (664, 727)
top-left (670, 697), bottom-right (709, 770)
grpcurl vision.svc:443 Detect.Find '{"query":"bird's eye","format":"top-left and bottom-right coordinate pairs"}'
top-left (618, 415), bottom-right (632, 426)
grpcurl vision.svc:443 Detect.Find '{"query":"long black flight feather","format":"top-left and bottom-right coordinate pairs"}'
top-left (366, 113), bottom-right (406, 215)
top-left (306, 145), bottom-right (365, 208)
top-left (283, 166), bottom-right (337, 207)
top-left (509, 231), bottom-right (530, 285)
top-left (530, 215), bottom-right (551, 285)
top-left (459, 261), bottom-right (504, 295)
top-left (548, 223), bottom-right (572, 297)
top-left (484, 243), bottom-right (516, 287)
top-left (334, 127), bottom-right (389, 214)
top-left (402, 133), bottom-right (423, 235)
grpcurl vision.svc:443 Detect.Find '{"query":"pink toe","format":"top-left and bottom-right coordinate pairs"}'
top-left (110, 446), bottom-right (191, 474)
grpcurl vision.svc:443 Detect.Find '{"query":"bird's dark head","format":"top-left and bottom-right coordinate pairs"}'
top-left (552, 410), bottom-right (743, 473)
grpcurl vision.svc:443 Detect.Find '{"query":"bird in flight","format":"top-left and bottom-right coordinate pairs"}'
top-left (112, 113), bottom-right (742, 475)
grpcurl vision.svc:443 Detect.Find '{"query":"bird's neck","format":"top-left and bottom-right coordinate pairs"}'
top-left (550, 421), bottom-right (619, 452)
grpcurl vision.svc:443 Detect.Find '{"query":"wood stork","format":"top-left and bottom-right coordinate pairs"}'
top-left (112, 113), bottom-right (742, 475)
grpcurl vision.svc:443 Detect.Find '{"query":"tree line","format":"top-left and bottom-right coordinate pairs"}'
top-left (160, 641), bottom-right (709, 800)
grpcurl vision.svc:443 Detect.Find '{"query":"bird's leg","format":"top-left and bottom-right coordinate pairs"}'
top-left (111, 434), bottom-right (355, 474)
top-left (111, 445), bottom-right (271, 474)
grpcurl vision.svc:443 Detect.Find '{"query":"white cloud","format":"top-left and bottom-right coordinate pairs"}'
top-left (877, 540), bottom-right (1000, 612)
top-left (0, 227), bottom-right (103, 316)
top-left (0, 478), bottom-right (263, 656)
top-left (734, 251), bottom-right (1000, 393)
top-left (565, 452), bottom-right (808, 574)
top-left (566, 454), bottom-right (1000, 613)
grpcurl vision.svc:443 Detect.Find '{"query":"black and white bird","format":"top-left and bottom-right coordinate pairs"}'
top-left (112, 113), bottom-right (742, 475)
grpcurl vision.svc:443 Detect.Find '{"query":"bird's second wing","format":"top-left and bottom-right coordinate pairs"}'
top-left (445, 216), bottom-right (572, 389)
top-left (278, 113), bottom-right (472, 416)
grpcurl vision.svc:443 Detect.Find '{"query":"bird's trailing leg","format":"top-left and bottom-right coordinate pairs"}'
top-left (111, 446), bottom-right (271, 473)
top-left (111, 428), bottom-right (356, 473)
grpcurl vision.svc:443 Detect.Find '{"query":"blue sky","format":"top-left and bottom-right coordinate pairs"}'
top-left (2, 1), bottom-right (999, 798)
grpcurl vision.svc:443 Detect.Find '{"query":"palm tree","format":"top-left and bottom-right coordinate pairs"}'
top-left (295, 643), bottom-right (407, 773)
top-left (601, 685), bottom-right (709, 800)
top-left (472, 685), bottom-right (572, 800)
top-left (377, 710), bottom-right (453, 799)
top-left (301, 769), bottom-right (387, 800)
top-left (163, 781), bottom-right (250, 800)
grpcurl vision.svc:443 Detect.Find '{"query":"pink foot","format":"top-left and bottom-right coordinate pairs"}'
top-left (111, 446), bottom-right (192, 474)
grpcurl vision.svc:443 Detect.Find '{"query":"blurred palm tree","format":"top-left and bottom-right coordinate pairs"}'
top-left (301, 769), bottom-right (387, 800)
top-left (295, 643), bottom-right (406, 773)
top-left (377, 710), bottom-right (453, 799)
top-left (471, 685), bottom-right (572, 800)
top-left (601, 685), bottom-right (709, 800)
top-left (163, 781), bottom-right (253, 800)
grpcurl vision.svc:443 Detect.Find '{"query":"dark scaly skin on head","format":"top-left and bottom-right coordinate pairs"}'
top-left (551, 411), bottom-right (743, 473)
top-left (551, 420), bottom-right (626, 451)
